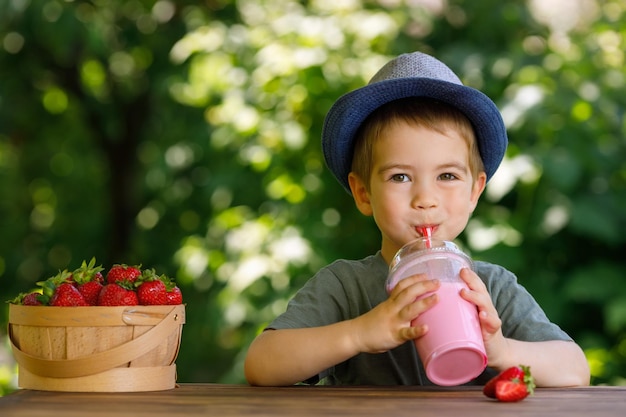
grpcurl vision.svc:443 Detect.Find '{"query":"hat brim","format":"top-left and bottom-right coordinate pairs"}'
top-left (322, 77), bottom-right (508, 193)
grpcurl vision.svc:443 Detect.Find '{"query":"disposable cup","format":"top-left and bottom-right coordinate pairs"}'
top-left (386, 238), bottom-right (487, 386)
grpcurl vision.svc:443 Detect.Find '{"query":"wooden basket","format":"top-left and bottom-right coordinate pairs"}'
top-left (8, 304), bottom-right (185, 392)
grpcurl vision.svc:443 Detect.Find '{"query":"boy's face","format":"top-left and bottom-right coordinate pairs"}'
top-left (348, 121), bottom-right (487, 263)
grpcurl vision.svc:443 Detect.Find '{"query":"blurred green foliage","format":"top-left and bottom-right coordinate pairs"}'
top-left (1, 0), bottom-right (625, 394)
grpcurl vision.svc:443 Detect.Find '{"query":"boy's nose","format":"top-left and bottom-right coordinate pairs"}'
top-left (411, 185), bottom-right (437, 210)
top-left (413, 198), bottom-right (437, 210)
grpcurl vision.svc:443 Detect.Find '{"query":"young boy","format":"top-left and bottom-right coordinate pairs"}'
top-left (244, 52), bottom-right (590, 387)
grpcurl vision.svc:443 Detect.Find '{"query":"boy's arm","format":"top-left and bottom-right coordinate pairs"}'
top-left (245, 274), bottom-right (440, 386)
top-left (459, 268), bottom-right (590, 387)
top-left (488, 338), bottom-right (590, 387)
top-left (244, 322), bottom-right (360, 386)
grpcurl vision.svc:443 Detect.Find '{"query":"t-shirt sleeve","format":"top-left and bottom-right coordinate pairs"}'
top-left (266, 266), bottom-right (355, 385)
top-left (267, 265), bottom-right (351, 330)
top-left (476, 262), bottom-right (573, 342)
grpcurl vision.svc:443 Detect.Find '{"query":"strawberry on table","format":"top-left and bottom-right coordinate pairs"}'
top-left (495, 379), bottom-right (532, 402)
top-left (483, 365), bottom-right (535, 402)
top-left (483, 365), bottom-right (525, 398)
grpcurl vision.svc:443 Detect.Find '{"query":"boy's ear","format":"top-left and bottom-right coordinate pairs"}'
top-left (348, 172), bottom-right (373, 216)
top-left (469, 171), bottom-right (487, 212)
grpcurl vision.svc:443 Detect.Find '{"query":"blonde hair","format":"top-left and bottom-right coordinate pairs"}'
top-left (351, 97), bottom-right (484, 191)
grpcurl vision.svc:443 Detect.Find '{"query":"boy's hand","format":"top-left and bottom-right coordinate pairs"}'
top-left (350, 274), bottom-right (440, 354)
top-left (458, 268), bottom-right (507, 363)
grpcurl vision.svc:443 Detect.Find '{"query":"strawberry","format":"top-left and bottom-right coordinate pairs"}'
top-left (137, 279), bottom-right (168, 305)
top-left (68, 258), bottom-right (105, 305)
top-left (70, 257), bottom-right (105, 285)
top-left (483, 365), bottom-right (535, 402)
top-left (10, 291), bottom-right (45, 305)
top-left (50, 283), bottom-right (89, 306)
top-left (166, 286), bottom-right (183, 305)
top-left (77, 281), bottom-right (104, 306)
top-left (136, 269), bottom-right (183, 305)
top-left (495, 379), bottom-right (532, 402)
top-left (22, 292), bottom-right (44, 305)
top-left (97, 283), bottom-right (138, 306)
top-left (106, 264), bottom-right (142, 285)
top-left (94, 271), bottom-right (104, 283)
top-left (36, 269), bottom-right (73, 305)
top-left (483, 366), bottom-right (525, 398)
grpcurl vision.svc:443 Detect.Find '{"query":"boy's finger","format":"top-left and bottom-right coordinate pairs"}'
top-left (459, 267), bottom-right (486, 292)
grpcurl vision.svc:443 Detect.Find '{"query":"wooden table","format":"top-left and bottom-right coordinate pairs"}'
top-left (1, 384), bottom-right (624, 417)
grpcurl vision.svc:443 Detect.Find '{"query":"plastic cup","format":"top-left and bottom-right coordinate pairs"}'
top-left (386, 238), bottom-right (487, 386)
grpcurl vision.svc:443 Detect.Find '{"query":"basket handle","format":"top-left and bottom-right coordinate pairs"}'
top-left (9, 306), bottom-right (183, 378)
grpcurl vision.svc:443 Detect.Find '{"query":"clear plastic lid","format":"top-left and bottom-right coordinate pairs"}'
top-left (386, 238), bottom-right (473, 293)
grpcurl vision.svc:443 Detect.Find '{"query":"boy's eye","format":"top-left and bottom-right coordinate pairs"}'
top-left (439, 173), bottom-right (458, 181)
top-left (390, 173), bottom-right (410, 183)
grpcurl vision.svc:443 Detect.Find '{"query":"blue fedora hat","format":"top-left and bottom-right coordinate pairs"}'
top-left (322, 51), bottom-right (508, 193)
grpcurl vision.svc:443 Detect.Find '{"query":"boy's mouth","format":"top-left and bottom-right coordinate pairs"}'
top-left (415, 225), bottom-right (437, 237)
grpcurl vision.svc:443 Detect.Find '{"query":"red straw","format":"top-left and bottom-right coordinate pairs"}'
top-left (419, 226), bottom-right (433, 248)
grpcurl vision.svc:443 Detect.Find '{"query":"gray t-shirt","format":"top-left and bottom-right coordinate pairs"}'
top-left (268, 251), bottom-right (572, 385)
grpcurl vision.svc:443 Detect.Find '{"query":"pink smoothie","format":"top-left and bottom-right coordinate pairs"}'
top-left (386, 238), bottom-right (487, 385)
top-left (412, 281), bottom-right (487, 386)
